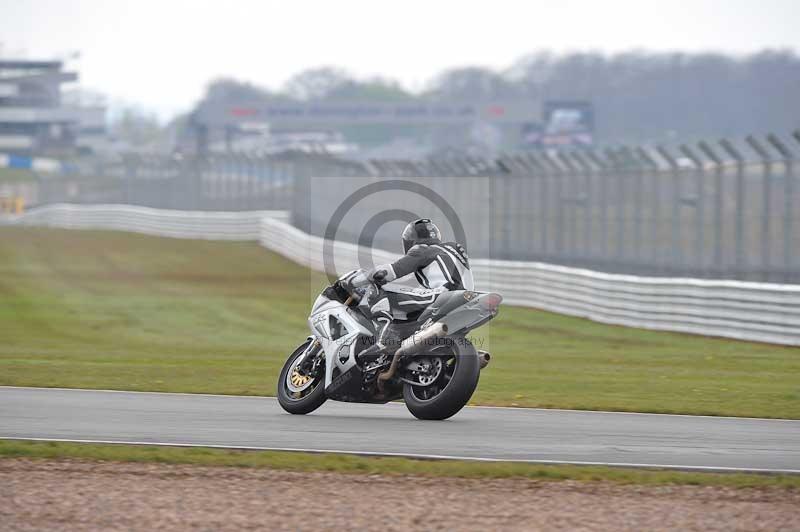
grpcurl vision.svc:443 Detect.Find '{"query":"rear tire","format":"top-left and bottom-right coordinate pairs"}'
top-left (277, 340), bottom-right (327, 415)
top-left (403, 338), bottom-right (480, 420)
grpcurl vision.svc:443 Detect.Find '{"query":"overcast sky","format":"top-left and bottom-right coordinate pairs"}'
top-left (1, 0), bottom-right (798, 120)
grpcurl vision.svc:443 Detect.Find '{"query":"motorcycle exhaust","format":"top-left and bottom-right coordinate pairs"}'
top-left (399, 322), bottom-right (448, 356)
top-left (477, 350), bottom-right (491, 370)
top-left (377, 323), bottom-right (449, 388)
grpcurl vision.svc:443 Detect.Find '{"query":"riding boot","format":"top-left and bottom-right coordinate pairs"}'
top-left (358, 320), bottom-right (403, 362)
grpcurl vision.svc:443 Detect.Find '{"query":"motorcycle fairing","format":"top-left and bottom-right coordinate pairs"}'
top-left (417, 290), bottom-right (503, 334)
top-left (308, 294), bottom-right (373, 390)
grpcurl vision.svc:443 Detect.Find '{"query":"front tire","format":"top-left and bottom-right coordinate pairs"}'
top-left (403, 337), bottom-right (480, 420)
top-left (277, 340), bottom-right (327, 415)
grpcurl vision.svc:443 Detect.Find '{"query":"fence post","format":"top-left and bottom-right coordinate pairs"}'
top-left (525, 153), bottom-right (548, 259)
top-left (635, 147), bottom-right (660, 271)
top-left (243, 154), bottom-right (253, 211)
top-left (462, 157), bottom-right (477, 176)
top-left (433, 159), bottom-right (449, 176)
top-left (679, 144), bottom-right (705, 275)
top-left (256, 155), bottom-right (268, 210)
top-left (767, 133), bottom-right (795, 281)
top-left (603, 148), bottom-right (627, 265)
top-left (619, 146), bottom-right (644, 263)
top-left (698, 141), bottom-right (725, 277)
top-left (570, 151), bottom-right (593, 263)
top-left (541, 152), bottom-right (566, 260)
top-left (719, 139), bottom-right (745, 277)
top-left (446, 159), bottom-right (464, 177)
top-left (428, 159), bottom-right (444, 176)
top-left (205, 154), bottom-right (215, 210)
top-left (586, 150), bottom-right (610, 263)
top-left (228, 154), bottom-right (238, 211)
top-left (494, 155), bottom-right (515, 259)
top-left (167, 155), bottom-right (178, 210)
top-left (207, 154), bottom-right (217, 211)
top-left (746, 135), bottom-right (773, 281)
top-left (557, 151), bottom-right (579, 261)
top-left (220, 154), bottom-right (230, 210)
top-left (124, 154), bottom-right (137, 206)
top-left (656, 146), bottom-right (682, 273)
top-left (511, 156), bottom-right (536, 260)
top-left (238, 154), bottom-right (247, 211)
top-left (253, 154), bottom-right (264, 210)
top-left (233, 154), bottom-right (242, 209)
top-left (423, 158), bottom-right (440, 177)
top-left (511, 155), bottom-right (533, 173)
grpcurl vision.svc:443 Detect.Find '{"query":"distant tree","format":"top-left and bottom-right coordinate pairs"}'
top-left (325, 77), bottom-right (414, 101)
top-left (283, 67), bottom-right (353, 100)
top-left (187, 50), bottom-right (800, 145)
top-left (202, 78), bottom-right (274, 103)
top-left (426, 67), bottom-right (519, 100)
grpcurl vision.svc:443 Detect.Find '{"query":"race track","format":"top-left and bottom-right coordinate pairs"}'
top-left (1, 386), bottom-right (799, 473)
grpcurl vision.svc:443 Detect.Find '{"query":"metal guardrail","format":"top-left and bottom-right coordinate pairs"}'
top-left (4, 203), bottom-right (287, 240)
top-left (260, 216), bottom-right (800, 346)
top-left (2, 203), bottom-right (798, 346)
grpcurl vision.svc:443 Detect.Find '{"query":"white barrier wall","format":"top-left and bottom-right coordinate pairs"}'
top-left (2, 204), bottom-right (798, 346)
top-left (259, 217), bottom-right (800, 347)
top-left (2, 203), bottom-right (287, 240)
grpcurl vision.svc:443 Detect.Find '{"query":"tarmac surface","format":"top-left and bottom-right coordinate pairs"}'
top-left (1, 386), bottom-right (799, 473)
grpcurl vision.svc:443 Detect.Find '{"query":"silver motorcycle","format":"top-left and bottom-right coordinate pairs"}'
top-left (277, 272), bottom-right (502, 420)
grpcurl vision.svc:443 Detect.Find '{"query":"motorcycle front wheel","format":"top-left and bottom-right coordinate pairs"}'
top-left (277, 339), bottom-right (327, 415)
top-left (402, 337), bottom-right (480, 420)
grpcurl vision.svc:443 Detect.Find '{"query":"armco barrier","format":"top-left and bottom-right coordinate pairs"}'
top-left (2, 203), bottom-right (287, 240)
top-left (259, 216), bottom-right (800, 346)
top-left (2, 204), bottom-right (798, 346)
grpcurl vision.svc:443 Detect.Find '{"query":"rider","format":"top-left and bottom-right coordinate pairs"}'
top-left (346, 218), bottom-right (473, 360)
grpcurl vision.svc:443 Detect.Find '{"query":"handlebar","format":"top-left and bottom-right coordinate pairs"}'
top-left (335, 268), bottom-right (387, 307)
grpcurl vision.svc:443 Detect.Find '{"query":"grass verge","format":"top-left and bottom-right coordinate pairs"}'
top-left (1, 440), bottom-right (798, 488)
top-left (1, 227), bottom-right (799, 418)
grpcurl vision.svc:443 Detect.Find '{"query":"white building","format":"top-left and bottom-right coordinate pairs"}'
top-left (0, 59), bottom-right (106, 154)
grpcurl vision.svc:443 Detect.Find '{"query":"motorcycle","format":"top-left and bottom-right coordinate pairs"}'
top-left (277, 273), bottom-right (503, 420)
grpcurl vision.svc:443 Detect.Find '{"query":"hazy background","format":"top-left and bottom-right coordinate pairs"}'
top-left (2, 0), bottom-right (799, 121)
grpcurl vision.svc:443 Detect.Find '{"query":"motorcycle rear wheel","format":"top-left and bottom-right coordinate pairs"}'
top-left (277, 340), bottom-right (327, 415)
top-left (402, 337), bottom-right (480, 420)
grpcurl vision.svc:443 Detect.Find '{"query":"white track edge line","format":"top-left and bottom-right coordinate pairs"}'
top-left (2, 436), bottom-right (799, 475)
top-left (1, 386), bottom-right (797, 423)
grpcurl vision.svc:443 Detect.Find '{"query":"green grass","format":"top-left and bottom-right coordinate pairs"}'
top-left (2, 440), bottom-right (798, 488)
top-left (1, 227), bottom-right (799, 418)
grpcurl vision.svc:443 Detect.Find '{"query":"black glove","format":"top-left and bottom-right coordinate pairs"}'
top-left (324, 280), bottom-right (350, 302)
top-left (371, 269), bottom-right (388, 286)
